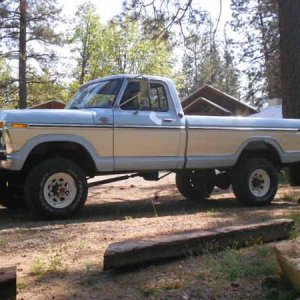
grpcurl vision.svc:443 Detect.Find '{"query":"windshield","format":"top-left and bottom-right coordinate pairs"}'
top-left (67, 79), bottom-right (123, 109)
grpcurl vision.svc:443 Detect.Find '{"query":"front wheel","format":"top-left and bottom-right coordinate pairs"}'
top-left (25, 158), bottom-right (88, 219)
top-left (232, 158), bottom-right (278, 206)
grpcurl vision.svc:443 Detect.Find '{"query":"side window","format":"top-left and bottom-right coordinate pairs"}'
top-left (120, 81), bottom-right (168, 112)
top-left (120, 82), bottom-right (140, 110)
top-left (149, 83), bottom-right (168, 112)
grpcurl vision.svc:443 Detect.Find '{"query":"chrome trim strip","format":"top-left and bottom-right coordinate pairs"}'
top-left (28, 124), bottom-right (113, 128)
top-left (183, 118), bottom-right (189, 168)
top-left (28, 124), bottom-right (184, 130)
top-left (189, 126), bottom-right (298, 132)
top-left (114, 125), bottom-right (185, 130)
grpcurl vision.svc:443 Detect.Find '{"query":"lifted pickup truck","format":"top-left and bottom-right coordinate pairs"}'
top-left (0, 74), bottom-right (300, 219)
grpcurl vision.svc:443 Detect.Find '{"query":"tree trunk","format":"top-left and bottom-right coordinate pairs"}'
top-left (279, 0), bottom-right (300, 118)
top-left (19, 0), bottom-right (27, 109)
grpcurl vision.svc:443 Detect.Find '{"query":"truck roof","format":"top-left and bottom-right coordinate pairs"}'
top-left (81, 74), bottom-right (172, 87)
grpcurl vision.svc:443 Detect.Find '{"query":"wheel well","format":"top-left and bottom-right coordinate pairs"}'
top-left (238, 141), bottom-right (282, 167)
top-left (23, 142), bottom-right (97, 176)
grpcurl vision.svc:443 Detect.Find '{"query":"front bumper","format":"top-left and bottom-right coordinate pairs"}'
top-left (0, 152), bottom-right (12, 169)
top-left (0, 152), bottom-right (6, 160)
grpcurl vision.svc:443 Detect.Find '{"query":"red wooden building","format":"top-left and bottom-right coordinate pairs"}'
top-left (182, 85), bottom-right (258, 116)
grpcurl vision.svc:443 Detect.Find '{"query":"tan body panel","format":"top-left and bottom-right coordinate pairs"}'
top-left (187, 129), bottom-right (300, 156)
top-left (9, 127), bottom-right (113, 157)
top-left (114, 128), bottom-right (183, 157)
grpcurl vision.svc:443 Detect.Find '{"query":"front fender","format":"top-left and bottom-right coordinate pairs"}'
top-left (8, 134), bottom-right (112, 171)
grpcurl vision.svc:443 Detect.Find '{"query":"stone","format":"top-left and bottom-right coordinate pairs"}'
top-left (275, 237), bottom-right (300, 293)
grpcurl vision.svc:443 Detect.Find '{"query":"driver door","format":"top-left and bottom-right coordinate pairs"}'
top-left (113, 79), bottom-right (184, 171)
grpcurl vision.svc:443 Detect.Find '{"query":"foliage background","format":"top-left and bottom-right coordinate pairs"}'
top-left (0, 0), bottom-right (281, 109)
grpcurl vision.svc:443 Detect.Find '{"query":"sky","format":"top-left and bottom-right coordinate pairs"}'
top-left (60, 0), bottom-right (232, 29)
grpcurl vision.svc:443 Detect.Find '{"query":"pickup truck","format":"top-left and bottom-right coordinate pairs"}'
top-left (0, 74), bottom-right (300, 219)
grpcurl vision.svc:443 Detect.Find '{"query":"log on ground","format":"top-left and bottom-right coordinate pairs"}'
top-left (103, 219), bottom-right (295, 271)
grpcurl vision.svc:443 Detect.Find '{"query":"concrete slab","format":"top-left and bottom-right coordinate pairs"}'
top-left (103, 219), bottom-right (295, 270)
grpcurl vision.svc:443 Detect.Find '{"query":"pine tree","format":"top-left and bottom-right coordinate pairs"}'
top-left (181, 16), bottom-right (239, 99)
top-left (231, 0), bottom-right (280, 107)
top-left (0, 0), bottom-right (63, 108)
top-left (279, 0), bottom-right (300, 118)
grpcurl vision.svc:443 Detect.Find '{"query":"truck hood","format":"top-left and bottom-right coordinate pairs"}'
top-left (0, 109), bottom-right (97, 125)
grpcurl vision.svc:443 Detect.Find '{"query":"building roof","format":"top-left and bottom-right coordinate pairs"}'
top-left (182, 85), bottom-right (258, 116)
top-left (183, 97), bottom-right (233, 116)
top-left (251, 105), bottom-right (282, 118)
top-left (29, 100), bottom-right (66, 109)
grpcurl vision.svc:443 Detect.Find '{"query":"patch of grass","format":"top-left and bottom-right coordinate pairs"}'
top-left (17, 281), bottom-right (27, 290)
top-left (282, 193), bottom-right (296, 202)
top-left (30, 255), bottom-right (66, 276)
top-left (47, 255), bottom-right (65, 273)
top-left (286, 211), bottom-right (300, 226)
top-left (151, 199), bottom-right (158, 217)
top-left (243, 247), bottom-right (278, 277)
top-left (263, 277), bottom-right (300, 300)
top-left (207, 209), bottom-right (216, 217)
top-left (201, 246), bottom-right (279, 282)
top-left (215, 248), bottom-right (243, 281)
top-left (84, 261), bottom-right (100, 271)
top-left (0, 238), bottom-right (7, 246)
top-left (141, 277), bottom-right (184, 297)
top-left (30, 257), bottom-right (46, 275)
top-left (78, 240), bottom-right (90, 250)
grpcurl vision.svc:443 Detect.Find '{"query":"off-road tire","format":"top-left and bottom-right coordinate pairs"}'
top-left (176, 170), bottom-right (215, 200)
top-left (25, 158), bottom-right (88, 219)
top-left (232, 158), bottom-right (278, 206)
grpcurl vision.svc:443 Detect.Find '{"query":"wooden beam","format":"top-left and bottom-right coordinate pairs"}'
top-left (0, 266), bottom-right (16, 300)
top-left (103, 219), bottom-right (295, 271)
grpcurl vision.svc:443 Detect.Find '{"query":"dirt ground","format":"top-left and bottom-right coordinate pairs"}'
top-left (0, 174), bottom-right (300, 300)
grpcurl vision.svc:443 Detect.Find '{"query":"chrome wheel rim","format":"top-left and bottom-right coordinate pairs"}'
top-left (43, 172), bottom-right (77, 209)
top-left (249, 169), bottom-right (270, 197)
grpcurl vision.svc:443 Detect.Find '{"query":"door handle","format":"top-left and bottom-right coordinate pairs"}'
top-left (99, 117), bottom-right (109, 124)
top-left (163, 118), bottom-right (174, 123)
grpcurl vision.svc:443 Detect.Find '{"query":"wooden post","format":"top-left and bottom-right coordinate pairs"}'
top-left (0, 267), bottom-right (16, 300)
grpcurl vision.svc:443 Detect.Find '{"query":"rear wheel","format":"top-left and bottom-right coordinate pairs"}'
top-left (232, 158), bottom-right (278, 206)
top-left (25, 158), bottom-right (88, 219)
top-left (176, 170), bottom-right (215, 200)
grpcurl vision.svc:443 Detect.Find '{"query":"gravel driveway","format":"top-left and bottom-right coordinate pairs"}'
top-left (0, 174), bottom-right (299, 299)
